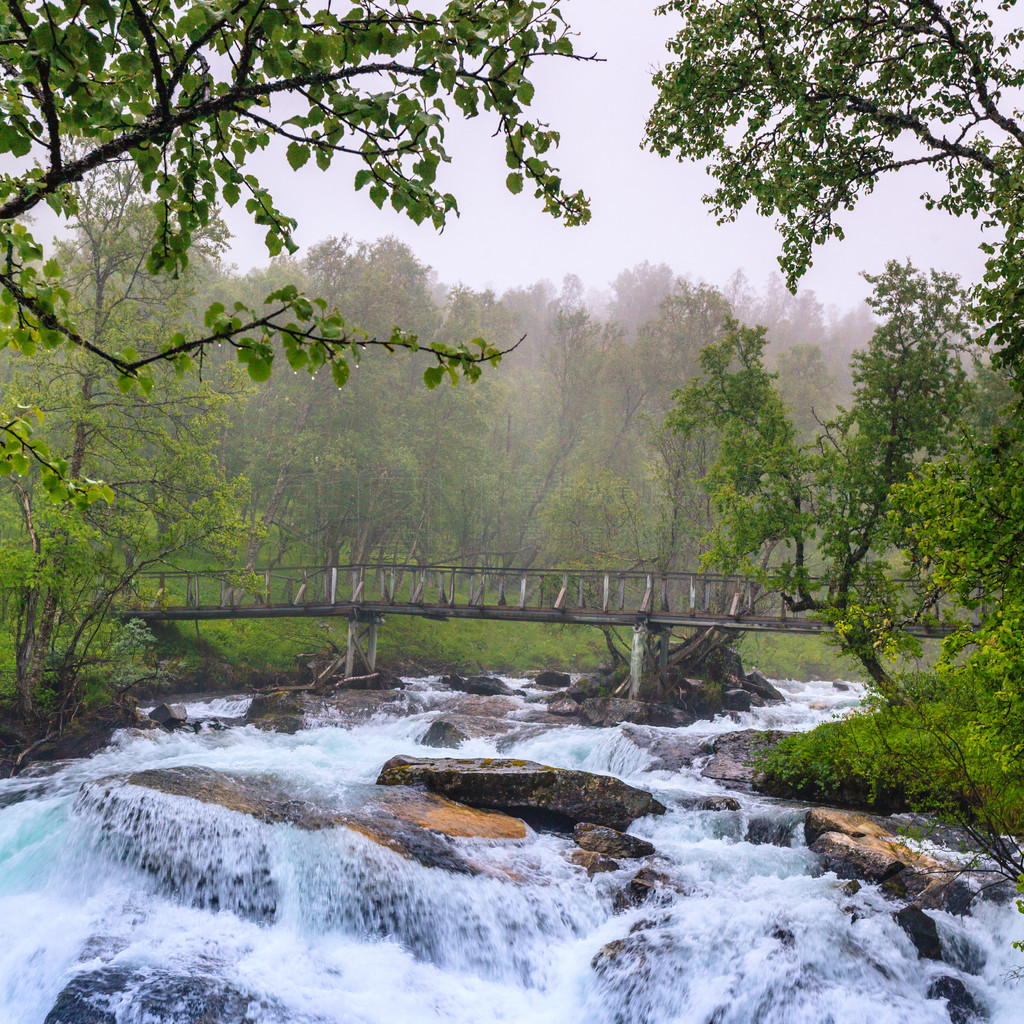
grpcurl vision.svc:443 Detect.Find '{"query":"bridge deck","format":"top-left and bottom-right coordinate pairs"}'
top-left (122, 564), bottom-right (955, 638)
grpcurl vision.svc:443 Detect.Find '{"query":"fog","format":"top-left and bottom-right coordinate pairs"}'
top-left (223, 0), bottom-right (992, 312)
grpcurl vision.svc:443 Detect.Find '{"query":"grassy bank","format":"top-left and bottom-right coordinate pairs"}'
top-left (149, 615), bottom-right (608, 685)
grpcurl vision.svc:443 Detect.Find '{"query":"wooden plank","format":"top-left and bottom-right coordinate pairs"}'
top-left (729, 591), bottom-right (741, 618)
top-left (577, 575), bottom-right (585, 608)
top-left (689, 576), bottom-right (696, 613)
top-left (554, 585), bottom-right (567, 610)
top-left (618, 577), bottom-right (626, 612)
top-left (519, 577), bottom-right (527, 610)
top-left (351, 579), bottom-right (364, 603)
top-left (497, 576), bottom-right (506, 606)
top-left (602, 575), bottom-right (609, 612)
top-left (330, 567), bottom-right (337, 606)
top-left (412, 574), bottom-right (425, 604)
top-left (294, 582), bottom-right (307, 606)
top-left (639, 579), bottom-right (653, 614)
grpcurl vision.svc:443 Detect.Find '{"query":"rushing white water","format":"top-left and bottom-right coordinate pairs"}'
top-left (1, 677), bottom-right (1021, 1024)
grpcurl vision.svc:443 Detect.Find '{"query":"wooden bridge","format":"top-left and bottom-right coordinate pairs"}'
top-left (124, 564), bottom-right (954, 694)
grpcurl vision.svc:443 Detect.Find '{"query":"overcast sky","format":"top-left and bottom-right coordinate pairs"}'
top-left (217, 0), bottom-right (995, 313)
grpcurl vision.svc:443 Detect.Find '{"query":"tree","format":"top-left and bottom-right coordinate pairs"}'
top-left (0, 0), bottom-right (591, 495)
top-left (669, 261), bottom-right (972, 684)
top-left (1, 163), bottom-right (248, 715)
top-left (646, 0), bottom-right (1024, 367)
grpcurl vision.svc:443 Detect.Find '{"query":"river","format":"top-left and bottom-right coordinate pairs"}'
top-left (0, 675), bottom-right (1020, 1023)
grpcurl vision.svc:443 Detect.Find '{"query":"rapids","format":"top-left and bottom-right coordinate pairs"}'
top-left (1, 676), bottom-right (1020, 1024)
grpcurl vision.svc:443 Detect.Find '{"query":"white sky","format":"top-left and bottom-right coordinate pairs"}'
top-left (223, 0), bottom-right (992, 312)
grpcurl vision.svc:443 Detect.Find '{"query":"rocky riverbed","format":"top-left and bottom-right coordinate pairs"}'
top-left (1, 673), bottom-right (1021, 1024)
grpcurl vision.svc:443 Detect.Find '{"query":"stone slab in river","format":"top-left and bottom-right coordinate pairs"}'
top-left (377, 756), bottom-right (666, 831)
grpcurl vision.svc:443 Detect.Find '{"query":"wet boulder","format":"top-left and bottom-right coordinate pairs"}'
top-left (577, 698), bottom-right (692, 729)
top-left (806, 809), bottom-right (972, 913)
top-left (547, 698), bottom-right (583, 717)
top-left (436, 693), bottom-right (520, 718)
top-left (44, 966), bottom-right (258, 1024)
top-left (534, 670), bottom-right (571, 690)
top-left (376, 755), bottom-right (666, 831)
top-left (441, 674), bottom-right (514, 697)
top-left (574, 822), bottom-right (655, 858)
top-left (243, 690), bottom-right (305, 733)
top-left (927, 976), bottom-right (985, 1024)
top-left (148, 703), bottom-right (188, 729)
top-left (420, 714), bottom-right (513, 749)
top-left (616, 866), bottom-right (687, 908)
top-left (569, 849), bottom-right (620, 877)
top-left (722, 689), bottom-right (753, 712)
top-left (742, 669), bottom-right (785, 702)
top-left (702, 729), bottom-right (789, 785)
top-left (805, 807), bottom-right (891, 846)
top-left (895, 905), bottom-right (942, 960)
top-left (810, 831), bottom-right (907, 882)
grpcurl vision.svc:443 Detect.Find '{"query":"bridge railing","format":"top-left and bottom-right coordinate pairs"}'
top-left (121, 563), bottom-right (819, 624)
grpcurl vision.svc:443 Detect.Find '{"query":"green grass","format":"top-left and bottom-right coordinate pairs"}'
top-left (735, 632), bottom-right (864, 682)
top-left (150, 614), bottom-right (606, 680)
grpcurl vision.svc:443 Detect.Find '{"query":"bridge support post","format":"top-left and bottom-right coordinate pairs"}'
top-left (629, 622), bottom-right (648, 700)
top-left (342, 612), bottom-right (384, 679)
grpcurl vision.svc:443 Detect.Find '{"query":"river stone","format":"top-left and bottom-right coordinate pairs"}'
top-left (702, 729), bottom-right (789, 784)
top-left (243, 690), bottom-right (305, 733)
top-left (441, 674), bottom-right (514, 697)
top-left (419, 714), bottom-right (519, 749)
top-left (577, 698), bottom-right (692, 729)
top-left (534, 670), bottom-right (571, 689)
top-left (574, 823), bottom-right (656, 858)
top-left (617, 866), bottom-right (685, 908)
top-left (895, 905), bottom-right (942, 960)
top-left (722, 689), bottom-right (753, 712)
top-left (804, 807), bottom-right (891, 845)
top-left (569, 849), bottom-right (620, 877)
top-left (376, 756), bottom-right (667, 831)
top-left (810, 831), bottom-right (907, 882)
top-left (743, 669), bottom-right (785, 702)
top-left (436, 693), bottom-right (521, 718)
top-left (44, 966), bottom-right (257, 1024)
top-left (927, 976), bottom-right (984, 1024)
top-left (148, 703), bottom-right (188, 728)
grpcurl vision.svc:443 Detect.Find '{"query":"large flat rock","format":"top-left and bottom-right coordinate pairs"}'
top-left (86, 766), bottom-right (527, 885)
top-left (377, 755), bottom-right (666, 831)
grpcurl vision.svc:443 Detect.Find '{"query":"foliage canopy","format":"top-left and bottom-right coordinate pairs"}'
top-left (646, 0), bottom-right (1024, 366)
top-left (0, 0), bottom-right (590, 499)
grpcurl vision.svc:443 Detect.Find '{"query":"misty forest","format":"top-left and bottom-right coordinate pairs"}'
top-left (0, 2), bottom-right (1022, 1023)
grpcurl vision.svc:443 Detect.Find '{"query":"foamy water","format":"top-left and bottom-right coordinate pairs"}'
top-left (1, 677), bottom-right (1020, 1024)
